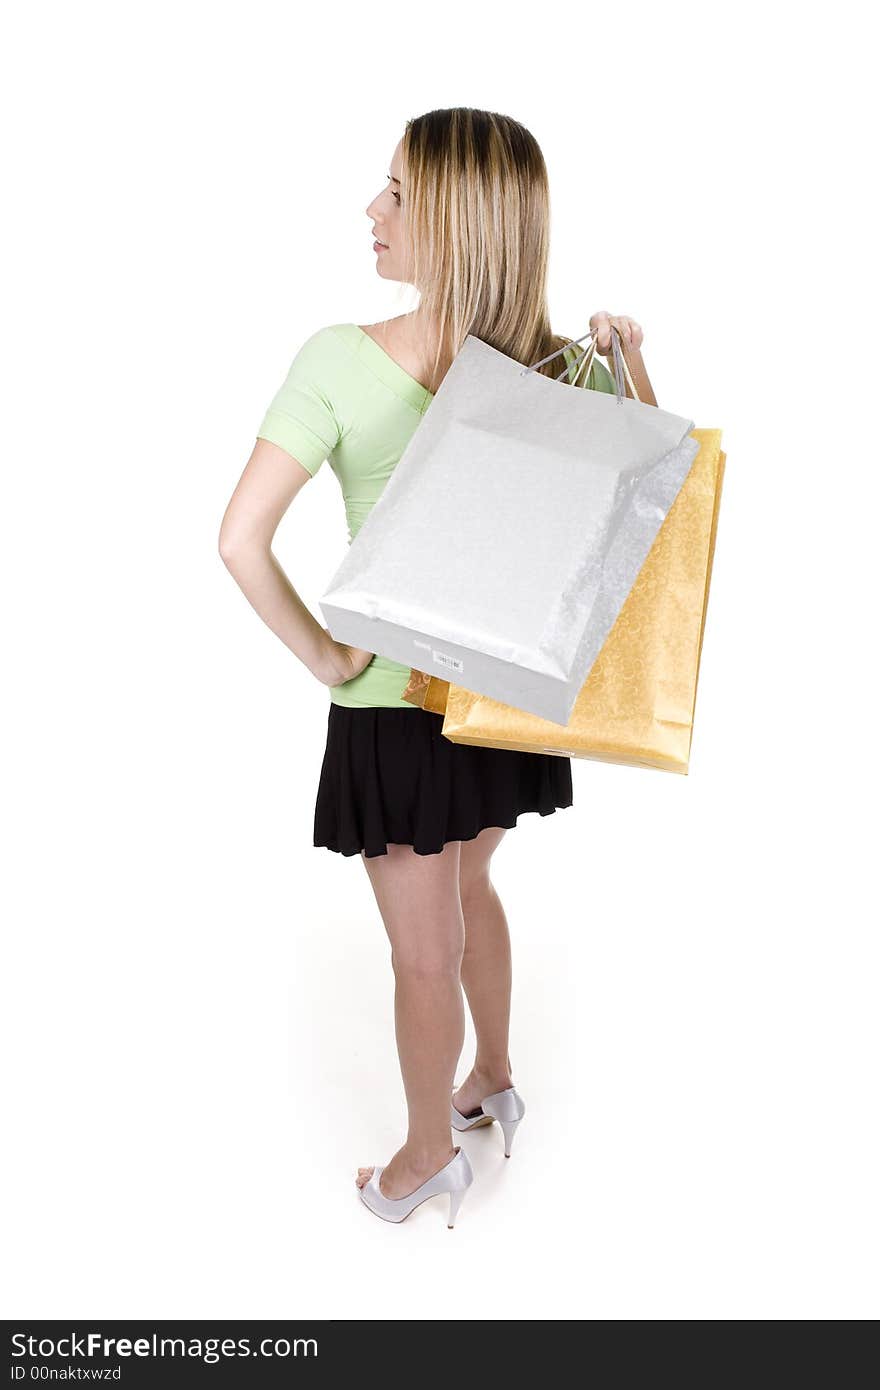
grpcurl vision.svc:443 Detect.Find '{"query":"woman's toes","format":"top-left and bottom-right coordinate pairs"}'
top-left (355, 1165), bottom-right (375, 1189)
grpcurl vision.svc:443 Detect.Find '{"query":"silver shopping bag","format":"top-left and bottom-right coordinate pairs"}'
top-left (319, 329), bottom-right (701, 725)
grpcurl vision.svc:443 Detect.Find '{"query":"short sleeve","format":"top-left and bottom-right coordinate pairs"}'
top-left (256, 328), bottom-right (343, 476)
top-left (560, 344), bottom-right (618, 395)
top-left (586, 355), bottom-right (617, 394)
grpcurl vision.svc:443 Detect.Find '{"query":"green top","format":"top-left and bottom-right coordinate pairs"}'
top-left (256, 321), bottom-right (618, 710)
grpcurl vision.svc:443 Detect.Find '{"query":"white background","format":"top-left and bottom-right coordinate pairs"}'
top-left (3, 0), bottom-right (877, 1321)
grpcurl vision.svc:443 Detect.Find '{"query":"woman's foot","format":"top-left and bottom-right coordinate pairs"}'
top-left (355, 1142), bottom-right (457, 1199)
top-left (452, 1065), bottom-right (514, 1119)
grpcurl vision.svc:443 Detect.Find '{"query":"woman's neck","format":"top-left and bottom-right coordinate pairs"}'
top-left (406, 310), bottom-right (452, 388)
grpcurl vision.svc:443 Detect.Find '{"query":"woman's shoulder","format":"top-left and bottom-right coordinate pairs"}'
top-left (294, 321), bottom-right (360, 359)
top-left (277, 322), bottom-right (368, 392)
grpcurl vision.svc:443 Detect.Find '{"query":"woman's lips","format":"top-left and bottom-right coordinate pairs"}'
top-left (373, 240), bottom-right (388, 251)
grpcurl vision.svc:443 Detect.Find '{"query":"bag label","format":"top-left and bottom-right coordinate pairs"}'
top-left (432, 649), bottom-right (463, 673)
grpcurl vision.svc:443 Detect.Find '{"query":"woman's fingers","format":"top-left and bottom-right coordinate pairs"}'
top-left (347, 645), bottom-right (374, 678)
top-left (620, 317), bottom-right (643, 349)
top-left (613, 315), bottom-right (643, 349)
top-left (589, 310), bottom-right (644, 354)
top-left (589, 309), bottom-right (613, 354)
top-left (610, 315), bottom-right (629, 349)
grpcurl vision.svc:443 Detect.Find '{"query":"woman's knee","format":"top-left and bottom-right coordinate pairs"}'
top-left (361, 840), bottom-right (467, 979)
top-left (390, 933), bottom-right (465, 983)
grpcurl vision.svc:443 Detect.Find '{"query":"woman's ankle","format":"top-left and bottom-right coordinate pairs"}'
top-left (471, 1059), bottom-right (514, 1093)
top-left (402, 1136), bottom-right (457, 1170)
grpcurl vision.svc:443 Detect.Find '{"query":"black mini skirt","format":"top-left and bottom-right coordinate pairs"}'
top-left (313, 704), bottom-right (573, 858)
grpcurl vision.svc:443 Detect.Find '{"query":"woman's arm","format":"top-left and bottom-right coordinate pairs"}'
top-left (218, 437), bottom-right (372, 687)
top-left (616, 342), bottom-right (658, 407)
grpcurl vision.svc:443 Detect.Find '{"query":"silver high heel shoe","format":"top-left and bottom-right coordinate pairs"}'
top-left (451, 1086), bottom-right (526, 1157)
top-left (359, 1146), bottom-right (474, 1227)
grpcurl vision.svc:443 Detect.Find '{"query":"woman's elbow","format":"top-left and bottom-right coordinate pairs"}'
top-left (218, 522), bottom-right (239, 566)
top-left (218, 497), bottom-right (254, 566)
top-left (218, 520), bottom-right (255, 569)
top-left (218, 521), bottom-right (274, 573)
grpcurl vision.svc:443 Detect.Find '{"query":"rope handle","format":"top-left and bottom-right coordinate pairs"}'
top-left (520, 325), bottom-right (640, 404)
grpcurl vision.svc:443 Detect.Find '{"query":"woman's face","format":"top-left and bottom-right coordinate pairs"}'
top-left (365, 139), bottom-right (412, 284)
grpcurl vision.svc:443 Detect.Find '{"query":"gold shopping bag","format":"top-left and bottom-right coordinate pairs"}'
top-left (402, 427), bottom-right (725, 774)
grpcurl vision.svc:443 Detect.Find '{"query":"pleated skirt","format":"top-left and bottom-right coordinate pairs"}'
top-left (313, 704), bottom-right (573, 858)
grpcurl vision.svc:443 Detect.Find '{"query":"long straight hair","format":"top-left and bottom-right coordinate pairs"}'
top-left (399, 107), bottom-right (588, 394)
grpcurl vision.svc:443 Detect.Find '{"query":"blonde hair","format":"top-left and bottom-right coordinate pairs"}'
top-left (396, 107), bottom-right (589, 395)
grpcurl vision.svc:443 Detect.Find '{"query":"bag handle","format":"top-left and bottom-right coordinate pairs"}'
top-left (607, 327), bottom-right (640, 402)
top-left (521, 325), bottom-right (641, 404)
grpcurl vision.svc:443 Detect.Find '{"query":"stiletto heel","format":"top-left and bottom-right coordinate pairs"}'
top-left (447, 1186), bottom-right (467, 1228)
top-left (359, 1146), bottom-right (474, 1226)
top-left (451, 1085), bottom-right (526, 1156)
top-left (498, 1116), bottom-right (522, 1157)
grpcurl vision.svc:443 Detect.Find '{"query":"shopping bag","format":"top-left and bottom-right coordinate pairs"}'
top-left (319, 327), bottom-right (701, 726)
top-left (402, 428), bottom-right (725, 774)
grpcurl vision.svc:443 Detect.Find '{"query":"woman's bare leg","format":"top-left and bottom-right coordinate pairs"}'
top-left (452, 827), bottom-right (516, 1116)
top-left (355, 839), bottom-right (466, 1200)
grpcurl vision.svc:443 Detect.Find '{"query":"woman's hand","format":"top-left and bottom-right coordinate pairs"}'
top-left (589, 310), bottom-right (644, 356)
top-left (316, 625), bottom-right (375, 688)
top-left (588, 309), bottom-right (657, 407)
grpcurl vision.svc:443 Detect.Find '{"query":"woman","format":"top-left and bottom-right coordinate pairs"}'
top-left (219, 108), bottom-right (655, 1228)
